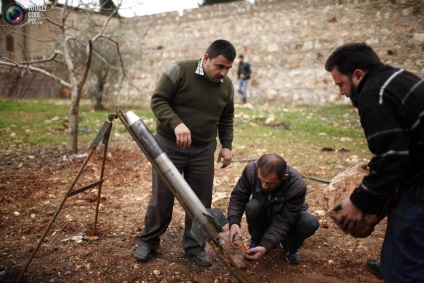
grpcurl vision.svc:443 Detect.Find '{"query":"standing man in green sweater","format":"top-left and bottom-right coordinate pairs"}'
top-left (133, 39), bottom-right (236, 267)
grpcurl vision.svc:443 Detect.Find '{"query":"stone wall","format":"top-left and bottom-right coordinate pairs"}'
top-left (3, 0), bottom-right (421, 103)
top-left (114, 0), bottom-right (423, 105)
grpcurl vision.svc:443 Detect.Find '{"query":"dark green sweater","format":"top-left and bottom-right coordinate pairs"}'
top-left (151, 59), bottom-right (234, 149)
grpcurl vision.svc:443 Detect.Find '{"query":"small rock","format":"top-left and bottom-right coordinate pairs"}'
top-left (233, 258), bottom-right (246, 269)
top-left (314, 210), bottom-right (326, 217)
top-left (319, 220), bottom-right (329, 229)
top-left (83, 235), bottom-right (99, 241)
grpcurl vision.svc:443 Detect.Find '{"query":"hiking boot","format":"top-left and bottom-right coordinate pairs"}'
top-left (191, 251), bottom-right (212, 267)
top-left (365, 259), bottom-right (383, 279)
top-left (285, 251), bottom-right (301, 265)
top-left (133, 246), bottom-right (153, 262)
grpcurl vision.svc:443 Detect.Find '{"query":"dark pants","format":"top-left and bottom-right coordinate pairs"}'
top-left (136, 134), bottom-right (217, 255)
top-left (245, 198), bottom-right (319, 252)
top-left (381, 184), bottom-right (424, 282)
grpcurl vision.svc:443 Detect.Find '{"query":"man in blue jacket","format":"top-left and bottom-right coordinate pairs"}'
top-left (325, 42), bottom-right (424, 282)
top-left (227, 153), bottom-right (319, 264)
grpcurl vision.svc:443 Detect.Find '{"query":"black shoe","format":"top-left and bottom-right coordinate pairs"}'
top-left (365, 259), bottom-right (383, 279)
top-left (191, 251), bottom-right (212, 267)
top-left (133, 246), bottom-right (153, 262)
top-left (285, 251), bottom-right (301, 265)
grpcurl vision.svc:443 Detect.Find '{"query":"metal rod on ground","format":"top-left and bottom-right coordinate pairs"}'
top-left (301, 175), bottom-right (330, 184)
top-left (118, 158), bottom-right (332, 184)
top-left (232, 159), bottom-right (331, 184)
top-left (231, 158), bottom-right (259, 162)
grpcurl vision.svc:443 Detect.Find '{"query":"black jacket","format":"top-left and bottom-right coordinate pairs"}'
top-left (350, 64), bottom-right (424, 214)
top-left (237, 61), bottom-right (251, 80)
top-left (227, 161), bottom-right (307, 251)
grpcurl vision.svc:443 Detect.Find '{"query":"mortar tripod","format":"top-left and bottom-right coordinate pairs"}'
top-left (16, 111), bottom-right (251, 283)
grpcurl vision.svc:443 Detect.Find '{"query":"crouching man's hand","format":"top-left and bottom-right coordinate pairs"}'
top-left (244, 246), bottom-right (267, 261)
top-left (228, 223), bottom-right (242, 245)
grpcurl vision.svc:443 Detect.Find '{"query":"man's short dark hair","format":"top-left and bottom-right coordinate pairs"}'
top-left (257, 153), bottom-right (287, 179)
top-left (206, 39), bottom-right (236, 61)
top-left (325, 43), bottom-right (382, 76)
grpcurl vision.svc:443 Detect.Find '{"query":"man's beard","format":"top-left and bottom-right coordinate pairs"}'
top-left (349, 80), bottom-right (359, 107)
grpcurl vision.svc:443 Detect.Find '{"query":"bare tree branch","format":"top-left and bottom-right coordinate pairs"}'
top-left (15, 51), bottom-right (60, 65)
top-left (0, 59), bottom-right (71, 88)
top-left (78, 39), bottom-right (93, 92)
top-left (8, 30), bottom-right (58, 44)
top-left (95, 8), bottom-right (118, 37)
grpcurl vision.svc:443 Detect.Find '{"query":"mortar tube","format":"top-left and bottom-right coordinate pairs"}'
top-left (125, 111), bottom-right (222, 242)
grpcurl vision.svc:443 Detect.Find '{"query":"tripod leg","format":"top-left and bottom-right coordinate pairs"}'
top-left (16, 119), bottom-right (114, 283)
top-left (92, 121), bottom-right (112, 235)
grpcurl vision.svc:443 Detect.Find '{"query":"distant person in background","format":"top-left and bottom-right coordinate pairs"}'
top-left (227, 153), bottom-right (319, 264)
top-left (237, 54), bottom-right (251, 103)
top-left (325, 42), bottom-right (424, 282)
top-left (133, 39), bottom-right (236, 267)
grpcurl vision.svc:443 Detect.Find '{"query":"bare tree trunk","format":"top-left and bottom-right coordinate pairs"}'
top-left (62, 32), bottom-right (79, 154)
top-left (63, 35), bottom-right (92, 154)
top-left (67, 86), bottom-right (81, 154)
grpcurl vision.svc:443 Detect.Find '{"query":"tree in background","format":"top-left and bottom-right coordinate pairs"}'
top-left (87, 39), bottom-right (121, 111)
top-left (62, 33), bottom-right (122, 111)
top-left (198, 0), bottom-right (243, 7)
top-left (0, 1), bottom-right (128, 154)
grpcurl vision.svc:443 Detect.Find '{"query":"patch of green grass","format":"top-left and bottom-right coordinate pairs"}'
top-left (0, 99), bottom-right (155, 154)
top-left (0, 99), bottom-right (370, 170)
top-left (234, 105), bottom-right (366, 152)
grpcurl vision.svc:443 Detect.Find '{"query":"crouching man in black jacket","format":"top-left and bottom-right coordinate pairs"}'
top-left (227, 153), bottom-right (319, 264)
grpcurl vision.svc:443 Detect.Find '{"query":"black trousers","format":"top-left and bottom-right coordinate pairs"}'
top-left (137, 134), bottom-right (217, 255)
top-left (245, 198), bottom-right (319, 252)
top-left (381, 184), bottom-right (424, 282)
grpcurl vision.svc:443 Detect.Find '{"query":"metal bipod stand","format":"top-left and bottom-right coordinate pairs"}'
top-left (16, 113), bottom-right (119, 283)
top-left (17, 110), bottom-right (251, 283)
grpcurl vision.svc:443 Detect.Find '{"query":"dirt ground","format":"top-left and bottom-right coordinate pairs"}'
top-left (0, 144), bottom-right (385, 283)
